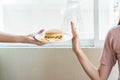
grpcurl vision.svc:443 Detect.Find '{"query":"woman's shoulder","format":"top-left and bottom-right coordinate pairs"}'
top-left (109, 25), bottom-right (120, 32)
top-left (108, 25), bottom-right (120, 36)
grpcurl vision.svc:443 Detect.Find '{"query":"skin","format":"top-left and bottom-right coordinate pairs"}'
top-left (0, 29), bottom-right (45, 46)
top-left (71, 21), bottom-right (113, 80)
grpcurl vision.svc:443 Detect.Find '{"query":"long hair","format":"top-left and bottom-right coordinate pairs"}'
top-left (118, 18), bottom-right (120, 25)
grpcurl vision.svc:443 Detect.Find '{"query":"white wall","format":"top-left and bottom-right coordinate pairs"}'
top-left (0, 48), bottom-right (118, 80)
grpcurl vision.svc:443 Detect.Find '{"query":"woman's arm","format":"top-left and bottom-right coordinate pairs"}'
top-left (0, 33), bottom-right (25, 42)
top-left (71, 21), bottom-right (113, 80)
top-left (0, 29), bottom-right (45, 45)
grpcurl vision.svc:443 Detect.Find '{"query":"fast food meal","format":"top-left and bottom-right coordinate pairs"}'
top-left (43, 29), bottom-right (63, 42)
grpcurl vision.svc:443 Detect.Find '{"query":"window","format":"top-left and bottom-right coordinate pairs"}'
top-left (0, 2), bottom-right (4, 31)
top-left (99, 0), bottom-right (120, 40)
top-left (95, 0), bottom-right (120, 47)
top-left (0, 0), bottom-right (119, 47)
top-left (1, 0), bottom-right (67, 35)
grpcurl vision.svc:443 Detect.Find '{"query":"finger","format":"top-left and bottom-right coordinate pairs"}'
top-left (34, 41), bottom-right (46, 46)
top-left (38, 42), bottom-right (46, 46)
top-left (37, 29), bottom-right (44, 34)
top-left (29, 38), bottom-right (45, 45)
top-left (71, 21), bottom-right (77, 37)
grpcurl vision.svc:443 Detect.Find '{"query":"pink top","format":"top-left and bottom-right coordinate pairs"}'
top-left (100, 25), bottom-right (120, 80)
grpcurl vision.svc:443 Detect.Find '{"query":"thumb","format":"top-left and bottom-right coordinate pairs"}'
top-left (37, 29), bottom-right (44, 34)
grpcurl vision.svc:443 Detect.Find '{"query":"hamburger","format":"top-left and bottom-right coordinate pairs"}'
top-left (44, 29), bottom-right (63, 42)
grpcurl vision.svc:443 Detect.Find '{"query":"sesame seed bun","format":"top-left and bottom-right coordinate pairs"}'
top-left (45, 29), bottom-right (63, 35)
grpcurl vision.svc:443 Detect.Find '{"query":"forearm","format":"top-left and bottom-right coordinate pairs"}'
top-left (75, 49), bottom-right (100, 80)
top-left (0, 33), bottom-right (26, 43)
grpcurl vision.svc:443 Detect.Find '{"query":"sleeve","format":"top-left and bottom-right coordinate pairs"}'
top-left (100, 29), bottom-right (117, 67)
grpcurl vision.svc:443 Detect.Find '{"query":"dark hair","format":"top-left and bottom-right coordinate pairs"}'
top-left (118, 18), bottom-right (120, 25)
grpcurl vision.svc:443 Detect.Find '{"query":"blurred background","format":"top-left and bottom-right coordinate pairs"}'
top-left (0, 0), bottom-right (119, 47)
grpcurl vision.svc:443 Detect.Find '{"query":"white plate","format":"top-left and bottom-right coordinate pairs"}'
top-left (34, 33), bottom-right (72, 43)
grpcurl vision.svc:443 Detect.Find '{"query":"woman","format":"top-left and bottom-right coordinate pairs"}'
top-left (0, 29), bottom-right (45, 45)
top-left (71, 18), bottom-right (120, 80)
